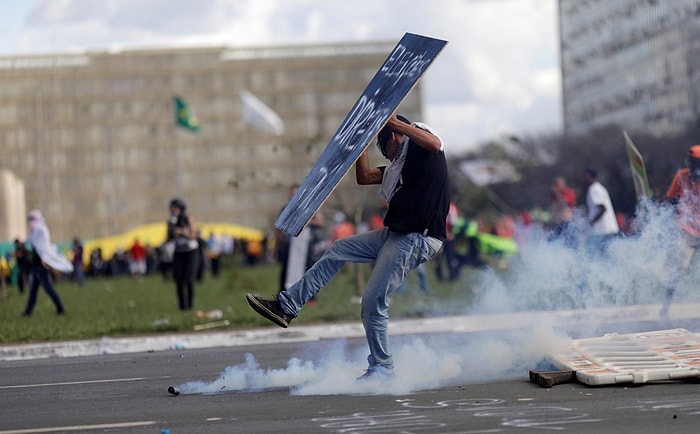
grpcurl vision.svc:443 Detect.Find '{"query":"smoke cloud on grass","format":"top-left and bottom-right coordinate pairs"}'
top-left (180, 202), bottom-right (695, 395)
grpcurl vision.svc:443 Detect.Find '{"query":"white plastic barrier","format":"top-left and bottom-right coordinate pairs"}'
top-left (551, 328), bottom-right (700, 385)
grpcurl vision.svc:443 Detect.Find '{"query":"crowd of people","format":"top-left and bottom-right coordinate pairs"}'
top-left (2, 195), bottom-right (391, 316)
top-left (1, 203), bottom-right (244, 314)
top-left (4, 109), bottom-right (700, 381)
top-left (1, 158), bottom-right (632, 304)
top-left (82, 231), bottom-right (240, 283)
top-left (0, 144), bottom-right (636, 316)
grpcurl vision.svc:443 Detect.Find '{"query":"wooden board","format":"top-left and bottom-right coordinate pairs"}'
top-left (275, 32), bottom-right (448, 236)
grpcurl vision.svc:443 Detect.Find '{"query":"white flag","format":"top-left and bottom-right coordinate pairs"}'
top-left (240, 90), bottom-right (285, 135)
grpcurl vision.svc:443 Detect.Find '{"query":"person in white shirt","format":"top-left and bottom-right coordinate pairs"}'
top-left (585, 168), bottom-right (620, 255)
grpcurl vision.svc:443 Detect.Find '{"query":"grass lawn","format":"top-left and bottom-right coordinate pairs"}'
top-left (0, 255), bottom-right (480, 345)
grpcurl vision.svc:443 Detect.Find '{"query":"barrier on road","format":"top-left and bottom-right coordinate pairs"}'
top-left (551, 328), bottom-right (700, 385)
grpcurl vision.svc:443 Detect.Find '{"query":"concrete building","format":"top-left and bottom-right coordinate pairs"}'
top-left (0, 42), bottom-right (423, 242)
top-left (558, 0), bottom-right (700, 136)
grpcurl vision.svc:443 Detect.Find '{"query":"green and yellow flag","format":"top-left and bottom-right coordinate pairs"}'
top-left (174, 96), bottom-right (200, 132)
top-left (623, 130), bottom-right (651, 201)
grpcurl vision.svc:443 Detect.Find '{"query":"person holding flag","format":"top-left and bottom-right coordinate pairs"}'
top-left (22, 210), bottom-right (73, 317)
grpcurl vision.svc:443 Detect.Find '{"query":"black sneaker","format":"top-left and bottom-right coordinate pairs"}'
top-left (246, 294), bottom-right (293, 328)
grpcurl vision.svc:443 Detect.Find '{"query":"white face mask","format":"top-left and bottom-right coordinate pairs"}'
top-left (379, 136), bottom-right (409, 203)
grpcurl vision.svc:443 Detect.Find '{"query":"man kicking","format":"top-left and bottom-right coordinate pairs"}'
top-left (247, 114), bottom-right (450, 381)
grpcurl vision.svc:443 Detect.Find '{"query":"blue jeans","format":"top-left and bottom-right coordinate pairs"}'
top-left (24, 265), bottom-right (65, 315)
top-left (73, 262), bottom-right (85, 286)
top-left (278, 228), bottom-right (439, 371)
top-left (586, 232), bottom-right (618, 257)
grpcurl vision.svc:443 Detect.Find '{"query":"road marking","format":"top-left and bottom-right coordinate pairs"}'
top-left (0, 421), bottom-right (156, 434)
top-left (0, 377), bottom-right (144, 390)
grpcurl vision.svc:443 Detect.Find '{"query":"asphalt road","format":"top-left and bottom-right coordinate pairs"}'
top-left (2, 328), bottom-right (700, 434)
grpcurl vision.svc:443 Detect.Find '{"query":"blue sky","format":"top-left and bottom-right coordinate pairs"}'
top-left (0, 0), bottom-right (561, 153)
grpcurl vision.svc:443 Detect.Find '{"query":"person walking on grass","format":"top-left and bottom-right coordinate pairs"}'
top-left (23, 210), bottom-right (73, 317)
top-left (167, 198), bottom-right (199, 311)
top-left (246, 114), bottom-right (450, 381)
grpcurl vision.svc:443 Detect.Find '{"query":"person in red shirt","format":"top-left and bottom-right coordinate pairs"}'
top-left (548, 176), bottom-right (577, 245)
top-left (330, 212), bottom-right (354, 242)
top-left (661, 145), bottom-right (700, 318)
top-left (129, 238), bottom-right (147, 278)
top-left (666, 145), bottom-right (700, 236)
